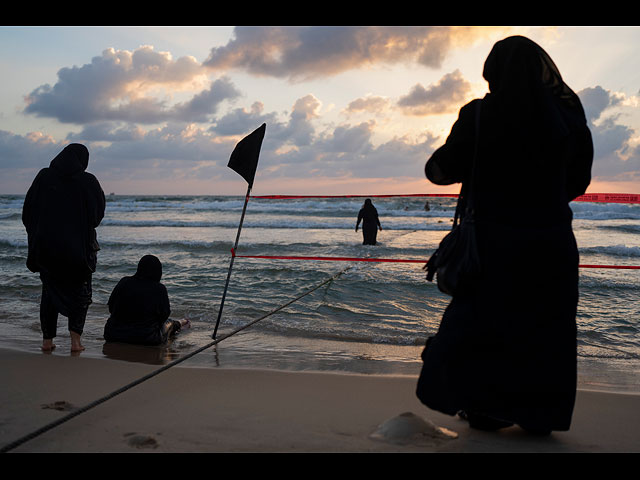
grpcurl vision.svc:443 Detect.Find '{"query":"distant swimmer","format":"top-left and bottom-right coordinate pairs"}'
top-left (22, 144), bottom-right (105, 353)
top-left (104, 255), bottom-right (189, 346)
top-left (355, 198), bottom-right (382, 245)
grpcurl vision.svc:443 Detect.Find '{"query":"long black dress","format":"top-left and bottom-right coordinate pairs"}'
top-left (22, 144), bottom-right (105, 338)
top-left (104, 255), bottom-right (181, 346)
top-left (416, 36), bottom-right (593, 432)
top-left (357, 199), bottom-right (381, 245)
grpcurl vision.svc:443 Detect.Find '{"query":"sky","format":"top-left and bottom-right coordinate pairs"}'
top-left (0, 26), bottom-right (639, 197)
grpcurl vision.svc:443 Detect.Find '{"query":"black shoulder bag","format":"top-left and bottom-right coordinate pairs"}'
top-left (424, 102), bottom-right (482, 297)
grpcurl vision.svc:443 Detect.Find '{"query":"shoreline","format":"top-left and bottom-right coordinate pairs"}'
top-left (2, 327), bottom-right (639, 396)
top-left (1, 347), bottom-right (639, 453)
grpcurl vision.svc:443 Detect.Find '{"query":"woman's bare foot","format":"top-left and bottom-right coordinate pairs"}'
top-left (70, 331), bottom-right (85, 352)
top-left (180, 319), bottom-right (191, 329)
top-left (42, 339), bottom-right (56, 352)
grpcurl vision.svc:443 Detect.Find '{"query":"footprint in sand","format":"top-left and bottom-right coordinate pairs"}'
top-left (124, 433), bottom-right (159, 449)
top-left (41, 401), bottom-right (76, 411)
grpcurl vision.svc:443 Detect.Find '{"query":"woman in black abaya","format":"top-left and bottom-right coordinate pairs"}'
top-left (356, 199), bottom-right (382, 245)
top-left (104, 255), bottom-right (189, 346)
top-left (22, 144), bottom-right (105, 352)
top-left (416, 36), bottom-right (593, 434)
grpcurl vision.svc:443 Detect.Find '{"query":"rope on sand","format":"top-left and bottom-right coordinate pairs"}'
top-left (0, 265), bottom-right (351, 454)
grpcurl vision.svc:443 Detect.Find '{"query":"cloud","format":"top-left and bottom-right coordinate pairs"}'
top-left (226, 94), bottom-right (323, 149)
top-left (283, 94), bottom-right (322, 146)
top-left (203, 26), bottom-right (490, 81)
top-left (67, 123), bottom-right (146, 143)
top-left (316, 121), bottom-right (375, 155)
top-left (257, 119), bottom-right (440, 181)
top-left (397, 70), bottom-right (472, 116)
top-left (172, 77), bottom-right (241, 122)
top-left (23, 46), bottom-right (239, 125)
top-left (3, 78), bottom-right (444, 192)
top-left (577, 86), bottom-right (640, 179)
top-left (0, 129), bottom-right (63, 170)
top-left (209, 102), bottom-right (278, 136)
top-left (579, 86), bottom-right (625, 123)
top-left (343, 95), bottom-right (391, 116)
top-left (31, 94), bottom-right (323, 181)
top-left (95, 123), bottom-right (233, 166)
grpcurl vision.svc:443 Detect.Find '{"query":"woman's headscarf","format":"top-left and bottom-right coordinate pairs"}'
top-left (482, 35), bottom-right (586, 137)
top-left (49, 143), bottom-right (90, 177)
top-left (135, 255), bottom-right (163, 282)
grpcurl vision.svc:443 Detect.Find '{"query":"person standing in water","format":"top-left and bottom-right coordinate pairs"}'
top-left (355, 198), bottom-right (382, 245)
top-left (22, 143), bottom-right (105, 352)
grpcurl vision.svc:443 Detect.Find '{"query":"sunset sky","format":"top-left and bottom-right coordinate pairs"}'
top-left (1, 26), bottom-right (638, 196)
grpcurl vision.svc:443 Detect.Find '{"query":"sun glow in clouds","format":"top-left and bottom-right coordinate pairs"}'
top-left (0, 26), bottom-right (639, 196)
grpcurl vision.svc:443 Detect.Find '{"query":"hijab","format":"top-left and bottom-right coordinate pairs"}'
top-left (482, 35), bottom-right (586, 139)
top-left (134, 255), bottom-right (163, 282)
top-left (49, 143), bottom-right (90, 177)
top-left (362, 198), bottom-right (376, 211)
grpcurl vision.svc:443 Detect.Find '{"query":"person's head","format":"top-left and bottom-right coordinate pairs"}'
top-left (483, 35), bottom-right (580, 105)
top-left (49, 143), bottom-right (90, 176)
top-left (364, 198), bottom-right (373, 207)
top-left (482, 35), bottom-right (585, 131)
top-left (135, 255), bottom-right (162, 282)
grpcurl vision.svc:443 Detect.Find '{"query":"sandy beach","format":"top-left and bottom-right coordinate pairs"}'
top-left (1, 346), bottom-right (638, 453)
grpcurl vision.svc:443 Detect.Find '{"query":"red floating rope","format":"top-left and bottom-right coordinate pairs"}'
top-left (574, 193), bottom-right (640, 204)
top-left (250, 192), bottom-right (640, 204)
top-left (578, 265), bottom-right (640, 270)
top-left (251, 193), bottom-right (458, 199)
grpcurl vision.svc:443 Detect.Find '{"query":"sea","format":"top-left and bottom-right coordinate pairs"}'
top-left (1, 194), bottom-right (638, 393)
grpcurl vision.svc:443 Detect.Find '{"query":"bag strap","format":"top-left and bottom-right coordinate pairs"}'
top-left (453, 100), bottom-right (482, 226)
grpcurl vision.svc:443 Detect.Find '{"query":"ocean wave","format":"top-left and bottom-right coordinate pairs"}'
top-left (580, 244), bottom-right (640, 257)
top-left (99, 217), bottom-right (453, 231)
top-left (0, 196), bottom-right (25, 210)
top-left (598, 224), bottom-right (640, 234)
top-left (572, 202), bottom-right (640, 220)
top-left (578, 330), bottom-right (640, 360)
top-left (0, 238), bottom-right (26, 248)
top-left (105, 197), bottom-right (247, 213)
top-left (221, 315), bottom-right (427, 346)
top-left (103, 198), bottom-right (457, 219)
top-left (99, 238), bottom-right (232, 250)
top-left (0, 212), bottom-right (21, 221)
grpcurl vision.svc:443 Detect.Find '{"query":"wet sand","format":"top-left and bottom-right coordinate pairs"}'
top-left (1, 347), bottom-right (639, 453)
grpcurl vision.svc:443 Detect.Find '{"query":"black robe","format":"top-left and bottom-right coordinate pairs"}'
top-left (22, 144), bottom-right (105, 317)
top-left (416, 36), bottom-right (593, 432)
top-left (357, 202), bottom-right (381, 245)
top-left (104, 255), bottom-right (174, 346)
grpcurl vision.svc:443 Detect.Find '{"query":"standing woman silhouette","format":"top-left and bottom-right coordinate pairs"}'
top-left (356, 198), bottom-right (382, 245)
top-left (22, 144), bottom-right (105, 352)
top-left (416, 36), bottom-right (593, 434)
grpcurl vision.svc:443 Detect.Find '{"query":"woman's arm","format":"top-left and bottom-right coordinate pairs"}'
top-left (425, 99), bottom-right (480, 186)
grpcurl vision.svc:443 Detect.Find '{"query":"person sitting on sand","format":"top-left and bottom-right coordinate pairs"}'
top-left (104, 255), bottom-right (189, 346)
top-left (355, 199), bottom-right (382, 245)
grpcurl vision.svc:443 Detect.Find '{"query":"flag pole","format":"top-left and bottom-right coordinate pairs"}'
top-left (212, 123), bottom-right (265, 339)
top-left (212, 184), bottom-right (251, 339)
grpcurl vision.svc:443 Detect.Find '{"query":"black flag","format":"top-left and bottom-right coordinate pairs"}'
top-left (227, 123), bottom-right (266, 187)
